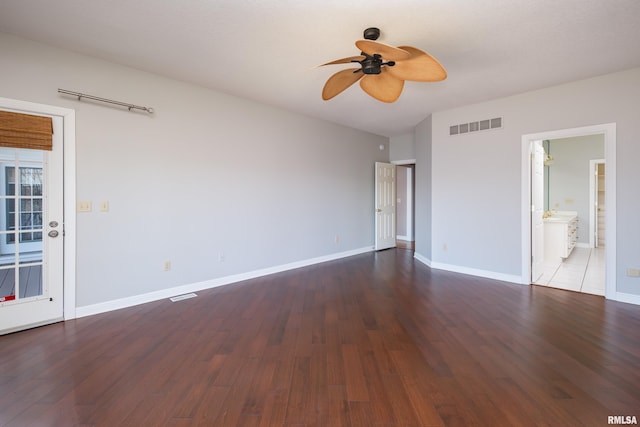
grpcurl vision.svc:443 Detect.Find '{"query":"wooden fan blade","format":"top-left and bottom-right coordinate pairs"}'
top-left (359, 68), bottom-right (404, 103)
top-left (355, 40), bottom-right (410, 61)
top-left (322, 68), bottom-right (364, 100)
top-left (386, 46), bottom-right (447, 82)
top-left (320, 56), bottom-right (365, 66)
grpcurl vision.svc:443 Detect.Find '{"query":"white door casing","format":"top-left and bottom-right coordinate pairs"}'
top-left (375, 162), bottom-right (396, 251)
top-left (531, 141), bottom-right (544, 282)
top-left (521, 123), bottom-right (616, 300)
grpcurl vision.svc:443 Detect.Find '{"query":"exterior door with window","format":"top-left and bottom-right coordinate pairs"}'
top-left (0, 111), bottom-right (64, 334)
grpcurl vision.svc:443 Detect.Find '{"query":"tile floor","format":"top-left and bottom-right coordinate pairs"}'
top-left (535, 246), bottom-right (605, 296)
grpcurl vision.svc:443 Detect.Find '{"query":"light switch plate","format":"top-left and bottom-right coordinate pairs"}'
top-left (78, 201), bottom-right (92, 212)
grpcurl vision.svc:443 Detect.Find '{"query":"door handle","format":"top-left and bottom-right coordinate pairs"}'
top-left (48, 230), bottom-right (59, 238)
top-left (376, 209), bottom-right (382, 213)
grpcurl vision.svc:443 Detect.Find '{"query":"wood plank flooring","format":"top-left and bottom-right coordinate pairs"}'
top-left (1, 249), bottom-right (639, 426)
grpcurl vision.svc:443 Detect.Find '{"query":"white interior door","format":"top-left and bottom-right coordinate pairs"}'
top-left (0, 115), bottom-right (64, 335)
top-left (375, 162), bottom-right (396, 250)
top-left (531, 141), bottom-right (544, 282)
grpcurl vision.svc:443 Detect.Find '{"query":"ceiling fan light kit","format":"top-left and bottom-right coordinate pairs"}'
top-left (320, 27), bottom-right (447, 103)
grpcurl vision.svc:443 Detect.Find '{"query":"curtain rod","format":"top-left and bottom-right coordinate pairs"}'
top-left (57, 89), bottom-right (154, 114)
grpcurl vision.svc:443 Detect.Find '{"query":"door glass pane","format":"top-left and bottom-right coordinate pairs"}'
top-left (19, 265), bottom-right (42, 299)
top-left (0, 147), bottom-right (44, 301)
top-left (0, 266), bottom-right (16, 302)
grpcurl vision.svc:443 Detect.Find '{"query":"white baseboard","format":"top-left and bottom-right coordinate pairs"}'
top-left (610, 291), bottom-right (640, 306)
top-left (415, 251), bottom-right (638, 306)
top-left (75, 246), bottom-right (374, 318)
top-left (76, 246), bottom-right (639, 319)
top-left (396, 235), bottom-right (414, 242)
top-left (413, 253), bottom-right (523, 285)
top-left (413, 252), bottom-right (431, 267)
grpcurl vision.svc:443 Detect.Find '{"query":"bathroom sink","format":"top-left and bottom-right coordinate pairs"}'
top-left (543, 211), bottom-right (577, 222)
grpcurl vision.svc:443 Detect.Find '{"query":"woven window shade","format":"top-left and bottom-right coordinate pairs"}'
top-left (0, 110), bottom-right (53, 151)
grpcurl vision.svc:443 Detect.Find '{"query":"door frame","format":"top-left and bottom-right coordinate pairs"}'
top-left (530, 140), bottom-right (544, 283)
top-left (520, 123), bottom-right (615, 300)
top-left (0, 97), bottom-right (76, 321)
top-left (392, 161), bottom-right (415, 243)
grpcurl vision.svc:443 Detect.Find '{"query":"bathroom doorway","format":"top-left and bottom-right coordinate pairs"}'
top-left (537, 135), bottom-right (605, 294)
top-left (521, 123), bottom-right (616, 299)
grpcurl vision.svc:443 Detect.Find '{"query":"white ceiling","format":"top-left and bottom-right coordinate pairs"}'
top-left (1, 0), bottom-right (640, 137)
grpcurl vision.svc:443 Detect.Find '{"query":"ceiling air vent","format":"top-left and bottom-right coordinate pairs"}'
top-left (450, 117), bottom-right (503, 136)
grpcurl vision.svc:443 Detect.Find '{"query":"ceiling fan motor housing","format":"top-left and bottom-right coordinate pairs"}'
top-left (361, 55), bottom-right (382, 74)
top-left (363, 27), bottom-right (380, 40)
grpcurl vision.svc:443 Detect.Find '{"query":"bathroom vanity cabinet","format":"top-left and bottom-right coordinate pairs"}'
top-left (544, 212), bottom-right (578, 262)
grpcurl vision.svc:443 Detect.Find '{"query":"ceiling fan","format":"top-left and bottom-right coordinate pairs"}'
top-left (320, 27), bottom-right (447, 103)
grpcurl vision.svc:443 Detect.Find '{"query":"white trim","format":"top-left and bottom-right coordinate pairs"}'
top-left (521, 123), bottom-right (617, 301)
top-left (0, 97), bottom-right (77, 320)
top-left (396, 235), bottom-right (413, 242)
top-left (391, 159), bottom-right (416, 165)
top-left (62, 109), bottom-right (77, 320)
top-left (393, 162), bottom-right (415, 242)
top-left (76, 246), bottom-right (373, 318)
top-left (413, 252), bottom-right (431, 267)
top-left (430, 261), bottom-right (524, 285)
top-left (611, 291), bottom-right (640, 306)
top-left (413, 253), bottom-right (522, 284)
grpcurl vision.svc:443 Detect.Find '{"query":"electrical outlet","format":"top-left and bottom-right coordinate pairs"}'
top-left (100, 200), bottom-right (109, 212)
top-left (334, 234), bottom-right (340, 244)
top-left (163, 260), bottom-right (171, 271)
top-left (443, 243), bottom-right (448, 251)
top-left (218, 253), bottom-right (225, 262)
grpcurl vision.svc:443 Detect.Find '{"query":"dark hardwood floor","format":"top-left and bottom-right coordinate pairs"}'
top-left (1, 249), bottom-right (639, 426)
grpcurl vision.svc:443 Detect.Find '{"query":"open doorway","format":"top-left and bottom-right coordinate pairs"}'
top-left (534, 135), bottom-right (605, 295)
top-left (521, 123), bottom-right (616, 299)
top-left (395, 163), bottom-right (415, 252)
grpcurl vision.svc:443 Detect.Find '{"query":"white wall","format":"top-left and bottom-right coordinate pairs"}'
top-left (417, 67), bottom-right (640, 298)
top-left (0, 33), bottom-right (388, 309)
top-left (414, 115), bottom-right (432, 261)
top-left (389, 133), bottom-right (415, 162)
